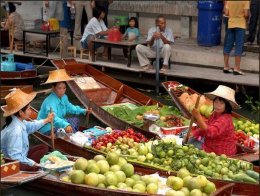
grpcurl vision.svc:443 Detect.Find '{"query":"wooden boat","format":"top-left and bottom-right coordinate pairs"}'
top-left (50, 58), bottom-right (163, 139)
top-left (161, 81), bottom-right (259, 162)
top-left (0, 85), bottom-right (33, 104)
top-left (26, 156), bottom-right (235, 196)
top-left (29, 102), bottom-right (259, 195)
top-left (0, 158), bottom-right (47, 190)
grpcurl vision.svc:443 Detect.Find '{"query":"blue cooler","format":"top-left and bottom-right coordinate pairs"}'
top-left (197, 0), bottom-right (224, 46)
top-left (15, 62), bottom-right (35, 71)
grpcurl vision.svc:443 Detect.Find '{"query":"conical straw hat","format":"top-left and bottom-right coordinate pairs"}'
top-left (204, 85), bottom-right (240, 109)
top-left (43, 69), bottom-right (73, 85)
top-left (1, 88), bottom-right (37, 117)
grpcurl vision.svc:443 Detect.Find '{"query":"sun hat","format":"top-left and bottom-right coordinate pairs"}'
top-left (1, 88), bottom-right (36, 117)
top-left (204, 85), bottom-right (240, 109)
top-left (43, 69), bottom-right (73, 85)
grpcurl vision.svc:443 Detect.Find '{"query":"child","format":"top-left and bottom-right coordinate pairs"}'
top-left (37, 69), bottom-right (87, 135)
top-left (122, 17), bottom-right (140, 42)
top-left (1, 89), bottom-right (54, 171)
top-left (190, 85), bottom-right (238, 156)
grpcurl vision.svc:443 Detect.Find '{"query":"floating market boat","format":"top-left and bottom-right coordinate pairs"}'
top-left (0, 158), bottom-right (47, 190)
top-left (26, 155), bottom-right (236, 196)
top-left (161, 81), bottom-right (259, 162)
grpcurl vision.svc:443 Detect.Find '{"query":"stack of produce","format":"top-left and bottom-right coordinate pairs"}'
top-left (91, 128), bottom-right (148, 150)
top-left (61, 153), bottom-right (220, 195)
top-left (0, 151), bottom-right (4, 165)
top-left (233, 118), bottom-right (259, 139)
top-left (235, 131), bottom-right (256, 149)
top-left (94, 138), bottom-right (259, 184)
top-left (103, 105), bottom-right (188, 128)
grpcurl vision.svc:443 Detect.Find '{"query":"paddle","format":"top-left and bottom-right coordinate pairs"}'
top-left (183, 95), bottom-right (201, 144)
top-left (50, 107), bottom-right (55, 149)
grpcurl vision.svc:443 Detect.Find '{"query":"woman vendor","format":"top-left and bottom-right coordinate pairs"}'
top-left (1, 89), bottom-right (54, 171)
top-left (37, 69), bottom-right (87, 135)
top-left (190, 85), bottom-right (238, 156)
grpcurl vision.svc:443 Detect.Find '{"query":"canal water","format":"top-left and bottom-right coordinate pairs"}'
top-left (1, 81), bottom-right (259, 195)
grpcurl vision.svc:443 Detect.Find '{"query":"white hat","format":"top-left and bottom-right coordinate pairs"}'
top-left (204, 85), bottom-right (240, 109)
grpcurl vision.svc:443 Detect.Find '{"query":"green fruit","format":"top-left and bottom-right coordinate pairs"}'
top-left (166, 190), bottom-right (177, 196)
top-left (138, 144), bottom-right (149, 155)
top-left (199, 105), bottom-right (208, 116)
top-left (86, 163), bottom-right (100, 174)
top-left (187, 177), bottom-right (201, 191)
top-left (110, 165), bottom-right (121, 172)
top-left (94, 155), bottom-right (106, 162)
top-left (125, 177), bottom-right (135, 187)
top-left (190, 189), bottom-right (203, 196)
top-left (146, 183), bottom-right (158, 194)
top-left (70, 170), bottom-right (85, 184)
top-left (97, 160), bottom-right (110, 174)
top-left (167, 149), bottom-right (174, 156)
top-left (183, 176), bottom-right (192, 187)
top-left (180, 187), bottom-right (190, 196)
top-left (97, 174), bottom-right (106, 184)
top-left (97, 183), bottom-right (106, 188)
top-left (106, 152), bottom-right (119, 165)
top-left (133, 183), bottom-right (146, 193)
top-left (171, 177), bottom-right (184, 190)
top-left (107, 185), bottom-right (117, 189)
top-left (115, 171), bottom-right (126, 183)
top-left (221, 167), bottom-right (229, 175)
top-left (196, 175), bottom-right (207, 187)
top-left (74, 158), bottom-right (88, 171)
top-left (121, 163), bottom-right (134, 177)
top-left (117, 182), bottom-right (127, 189)
top-left (131, 174), bottom-right (141, 181)
top-left (85, 173), bottom-right (99, 186)
top-left (159, 151), bottom-right (166, 158)
top-left (203, 181), bottom-right (216, 194)
top-left (177, 168), bottom-right (190, 179)
top-left (137, 155), bottom-right (146, 162)
top-left (105, 173), bottom-right (118, 186)
top-left (167, 176), bottom-right (175, 187)
top-left (146, 153), bottom-right (154, 160)
top-left (118, 157), bottom-right (127, 167)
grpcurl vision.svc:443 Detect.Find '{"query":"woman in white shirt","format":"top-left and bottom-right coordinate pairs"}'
top-left (80, 6), bottom-right (109, 57)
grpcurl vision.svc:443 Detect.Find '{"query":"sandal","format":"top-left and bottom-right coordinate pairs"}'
top-left (223, 68), bottom-right (233, 73)
top-left (141, 64), bottom-right (153, 71)
top-left (233, 69), bottom-right (245, 75)
top-left (160, 65), bottom-right (169, 72)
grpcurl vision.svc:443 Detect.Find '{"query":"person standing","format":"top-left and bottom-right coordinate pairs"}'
top-left (136, 15), bottom-right (174, 72)
top-left (223, 1), bottom-right (249, 75)
top-left (247, 0), bottom-right (259, 45)
top-left (73, 1), bottom-right (93, 40)
top-left (91, 0), bottom-right (113, 27)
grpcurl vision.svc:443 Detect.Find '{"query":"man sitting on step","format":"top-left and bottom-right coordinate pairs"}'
top-left (136, 15), bottom-right (174, 72)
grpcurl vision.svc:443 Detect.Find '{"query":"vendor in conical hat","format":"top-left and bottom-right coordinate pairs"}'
top-left (37, 69), bottom-right (87, 135)
top-left (189, 85), bottom-right (239, 156)
top-left (1, 89), bottom-right (54, 171)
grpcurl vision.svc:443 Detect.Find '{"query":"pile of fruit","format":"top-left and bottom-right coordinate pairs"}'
top-left (91, 128), bottom-right (148, 150)
top-left (235, 131), bottom-right (256, 149)
top-left (233, 118), bottom-right (259, 140)
top-left (0, 151), bottom-right (4, 165)
top-left (166, 168), bottom-right (216, 196)
top-left (61, 153), bottom-right (220, 195)
top-left (95, 138), bottom-right (259, 184)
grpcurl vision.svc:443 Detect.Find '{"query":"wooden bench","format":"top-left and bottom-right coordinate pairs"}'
top-left (68, 46), bottom-right (77, 57)
top-left (80, 49), bottom-right (90, 59)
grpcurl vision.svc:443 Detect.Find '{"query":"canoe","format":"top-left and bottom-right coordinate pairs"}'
top-left (50, 58), bottom-right (163, 139)
top-left (0, 85), bottom-right (33, 104)
top-left (26, 156), bottom-right (235, 196)
top-left (0, 158), bottom-right (47, 190)
top-left (161, 81), bottom-right (259, 162)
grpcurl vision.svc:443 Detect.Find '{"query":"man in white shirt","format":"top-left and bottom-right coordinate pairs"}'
top-left (80, 6), bottom-right (109, 57)
top-left (136, 15), bottom-right (174, 72)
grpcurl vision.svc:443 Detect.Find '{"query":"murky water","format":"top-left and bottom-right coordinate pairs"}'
top-left (1, 81), bottom-right (259, 195)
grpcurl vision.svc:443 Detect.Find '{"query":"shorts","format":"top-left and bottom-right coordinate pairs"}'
top-left (223, 28), bottom-right (245, 56)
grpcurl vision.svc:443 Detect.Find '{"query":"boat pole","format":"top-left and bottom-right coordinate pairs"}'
top-left (155, 26), bottom-right (160, 94)
top-left (50, 107), bottom-right (55, 149)
top-left (183, 95), bottom-right (201, 144)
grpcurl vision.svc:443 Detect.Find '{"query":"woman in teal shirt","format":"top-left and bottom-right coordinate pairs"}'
top-left (38, 69), bottom-right (87, 135)
top-left (1, 89), bottom-right (53, 171)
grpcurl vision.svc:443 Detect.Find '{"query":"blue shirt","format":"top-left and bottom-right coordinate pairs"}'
top-left (124, 27), bottom-right (140, 37)
top-left (1, 116), bottom-right (45, 166)
top-left (60, 1), bottom-right (71, 29)
top-left (147, 26), bottom-right (174, 50)
top-left (37, 92), bottom-right (86, 134)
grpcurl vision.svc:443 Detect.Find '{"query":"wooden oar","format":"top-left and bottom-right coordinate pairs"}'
top-left (50, 107), bottom-right (55, 149)
top-left (183, 95), bottom-right (201, 144)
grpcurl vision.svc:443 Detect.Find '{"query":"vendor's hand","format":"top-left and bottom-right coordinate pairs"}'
top-left (153, 32), bottom-right (161, 39)
top-left (65, 125), bottom-right (73, 133)
top-left (45, 112), bottom-right (54, 123)
top-left (192, 108), bottom-right (201, 119)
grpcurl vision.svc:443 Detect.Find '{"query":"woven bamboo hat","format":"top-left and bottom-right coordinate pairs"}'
top-left (204, 85), bottom-right (240, 109)
top-left (1, 88), bottom-right (36, 117)
top-left (43, 69), bottom-right (73, 85)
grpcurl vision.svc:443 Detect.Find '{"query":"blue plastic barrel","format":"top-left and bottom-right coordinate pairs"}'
top-left (197, 0), bottom-right (224, 46)
top-left (15, 62), bottom-right (34, 71)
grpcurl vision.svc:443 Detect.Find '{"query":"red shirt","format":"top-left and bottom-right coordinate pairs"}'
top-left (192, 112), bottom-right (237, 156)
